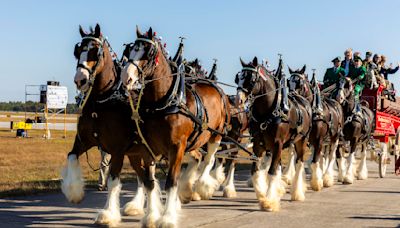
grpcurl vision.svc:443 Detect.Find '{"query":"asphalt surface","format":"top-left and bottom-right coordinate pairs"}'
top-left (1, 160), bottom-right (399, 228)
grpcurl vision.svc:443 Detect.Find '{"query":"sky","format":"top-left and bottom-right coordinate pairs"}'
top-left (1, 0), bottom-right (400, 102)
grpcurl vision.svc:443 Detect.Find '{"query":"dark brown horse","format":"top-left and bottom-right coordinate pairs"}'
top-left (121, 26), bottom-right (229, 227)
top-left (335, 77), bottom-right (374, 184)
top-left (62, 24), bottom-right (149, 227)
top-left (236, 57), bottom-right (312, 212)
top-left (288, 67), bottom-right (344, 190)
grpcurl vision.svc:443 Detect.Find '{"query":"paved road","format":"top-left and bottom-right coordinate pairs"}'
top-left (1, 160), bottom-right (399, 228)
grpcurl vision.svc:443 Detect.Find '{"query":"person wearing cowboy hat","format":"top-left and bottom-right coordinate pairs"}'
top-left (323, 56), bottom-right (345, 89)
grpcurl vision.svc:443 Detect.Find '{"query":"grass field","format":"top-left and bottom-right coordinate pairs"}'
top-left (0, 111), bottom-right (78, 124)
top-left (0, 129), bottom-right (135, 198)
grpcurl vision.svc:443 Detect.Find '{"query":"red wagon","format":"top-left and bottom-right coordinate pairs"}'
top-left (361, 85), bottom-right (400, 177)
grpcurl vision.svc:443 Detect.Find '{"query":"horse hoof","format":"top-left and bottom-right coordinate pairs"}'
top-left (310, 179), bottom-right (323, 192)
top-left (94, 209), bottom-right (121, 227)
top-left (223, 187), bottom-right (237, 198)
top-left (343, 176), bottom-right (354, 185)
top-left (323, 174), bottom-right (334, 187)
top-left (142, 213), bottom-right (160, 228)
top-left (259, 198), bottom-right (280, 212)
top-left (194, 176), bottom-right (219, 200)
top-left (191, 192), bottom-right (201, 201)
top-left (123, 202), bottom-right (144, 216)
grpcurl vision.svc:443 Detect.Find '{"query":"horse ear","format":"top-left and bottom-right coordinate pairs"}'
top-left (136, 25), bottom-right (142, 37)
top-left (240, 57), bottom-right (246, 67)
top-left (194, 58), bottom-right (199, 65)
top-left (300, 65), bottom-right (306, 74)
top-left (79, 25), bottom-right (86, 37)
top-left (288, 66), bottom-right (293, 74)
top-left (94, 24), bottom-right (101, 38)
top-left (252, 57), bottom-right (258, 67)
top-left (148, 27), bottom-right (153, 39)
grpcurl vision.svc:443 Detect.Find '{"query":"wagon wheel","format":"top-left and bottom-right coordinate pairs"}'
top-left (378, 142), bottom-right (388, 178)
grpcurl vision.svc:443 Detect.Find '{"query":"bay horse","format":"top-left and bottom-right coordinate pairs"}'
top-left (121, 26), bottom-right (229, 227)
top-left (62, 24), bottom-right (149, 227)
top-left (335, 77), bottom-right (374, 184)
top-left (288, 67), bottom-right (344, 190)
top-left (236, 57), bottom-right (312, 211)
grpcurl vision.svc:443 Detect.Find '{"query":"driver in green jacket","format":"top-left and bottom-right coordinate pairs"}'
top-left (323, 56), bottom-right (345, 89)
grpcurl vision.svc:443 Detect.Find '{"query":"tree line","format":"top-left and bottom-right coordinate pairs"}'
top-left (0, 101), bottom-right (78, 114)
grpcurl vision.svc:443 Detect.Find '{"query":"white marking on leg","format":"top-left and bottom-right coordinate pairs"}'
top-left (343, 153), bottom-right (355, 184)
top-left (61, 154), bottom-right (85, 204)
top-left (323, 140), bottom-right (338, 187)
top-left (260, 173), bottom-right (281, 212)
top-left (291, 161), bottom-right (306, 201)
top-left (123, 176), bottom-right (145, 216)
top-left (211, 158), bottom-right (226, 186)
top-left (159, 186), bottom-right (180, 227)
top-left (310, 162), bottom-right (323, 191)
top-left (282, 146), bottom-right (296, 185)
top-left (142, 180), bottom-right (163, 228)
top-left (357, 144), bottom-right (369, 180)
top-left (95, 177), bottom-right (122, 227)
top-left (178, 153), bottom-right (199, 204)
top-left (223, 162), bottom-right (237, 198)
top-left (194, 140), bottom-right (221, 200)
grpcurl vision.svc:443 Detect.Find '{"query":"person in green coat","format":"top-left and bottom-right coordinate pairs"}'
top-left (348, 56), bottom-right (367, 103)
top-left (323, 56), bottom-right (345, 89)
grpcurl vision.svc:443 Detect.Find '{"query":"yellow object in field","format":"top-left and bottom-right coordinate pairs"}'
top-left (12, 121), bottom-right (32, 130)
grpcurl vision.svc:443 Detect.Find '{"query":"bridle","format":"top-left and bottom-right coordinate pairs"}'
top-left (75, 36), bottom-right (105, 77)
top-left (124, 37), bottom-right (159, 85)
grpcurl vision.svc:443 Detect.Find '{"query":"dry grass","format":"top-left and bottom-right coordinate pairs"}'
top-left (0, 111), bottom-right (78, 124)
top-left (0, 129), bottom-right (135, 197)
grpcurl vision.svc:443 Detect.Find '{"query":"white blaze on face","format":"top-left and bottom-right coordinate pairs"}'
top-left (236, 90), bottom-right (247, 107)
top-left (74, 41), bottom-right (95, 92)
top-left (121, 42), bottom-right (145, 91)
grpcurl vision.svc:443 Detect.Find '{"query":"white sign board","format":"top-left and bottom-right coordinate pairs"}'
top-left (46, 86), bottom-right (68, 109)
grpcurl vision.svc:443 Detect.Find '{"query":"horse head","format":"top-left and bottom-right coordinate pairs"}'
top-left (288, 65), bottom-right (309, 94)
top-left (121, 26), bottom-right (162, 91)
top-left (74, 24), bottom-right (114, 93)
top-left (335, 77), bottom-right (353, 105)
top-left (235, 56), bottom-right (269, 107)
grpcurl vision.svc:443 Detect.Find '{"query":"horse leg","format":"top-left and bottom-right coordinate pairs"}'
top-left (94, 155), bottom-right (124, 227)
top-left (323, 138), bottom-right (338, 187)
top-left (310, 139), bottom-right (323, 191)
top-left (282, 144), bottom-right (296, 185)
top-left (141, 163), bottom-right (163, 228)
top-left (159, 143), bottom-right (186, 227)
top-left (343, 140), bottom-right (357, 184)
top-left (123, 156), bottom-right (145, 216)
top-left (178, 150), bottom-right (201, 204)
top-left (211, 157), bottom-right (226, 187)
top-left (357, 143), bottom-right (368, 180)
top-left (61, 135), bottom-right (90, 204)
top-left (291, 139), bottom-right (307, 201)
top-left (252, 151), bottom-right (271, 201)
top-left (222, 159), bottom-right (237, 198)
top-left (260, 141), bottom-right (284, 212)
top-left (336, 145), bottom-right (346, 182)
top-left (194, 137), bottom-right (222, 200)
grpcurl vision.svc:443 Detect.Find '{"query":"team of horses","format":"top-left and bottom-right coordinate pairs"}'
top-left (61, 24), bottom-right (375, 227)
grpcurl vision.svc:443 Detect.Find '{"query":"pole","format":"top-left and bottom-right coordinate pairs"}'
top-left (64, 108), bottom-right (67, 138)
top-left (44, 104), bottom-right (49, 139)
